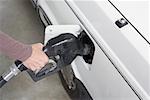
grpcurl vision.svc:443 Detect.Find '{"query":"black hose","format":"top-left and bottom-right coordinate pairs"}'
top-left (0, 76), bottom-right (7, 88)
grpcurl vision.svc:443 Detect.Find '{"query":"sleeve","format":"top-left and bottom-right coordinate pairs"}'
top-left (0, 31), bottom-right (32, 62)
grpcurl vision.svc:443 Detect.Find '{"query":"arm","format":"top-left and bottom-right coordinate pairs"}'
top-left (0, 31), bottom-right (48, 71)
top-left (0, 31), bottom-right (32, 61)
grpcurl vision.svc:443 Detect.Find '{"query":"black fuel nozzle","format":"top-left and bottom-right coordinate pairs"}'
top-left (0, 31), bottom-right (95, 87)
top-left (27, 32), bottom-right (94, 82)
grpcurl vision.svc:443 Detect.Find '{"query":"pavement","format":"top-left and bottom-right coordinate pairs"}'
top-left (0, 0), bottom-right (70, 100)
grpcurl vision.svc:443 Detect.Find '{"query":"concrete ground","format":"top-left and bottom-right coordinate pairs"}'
top-left (0, 0), bottom-right (70, 100)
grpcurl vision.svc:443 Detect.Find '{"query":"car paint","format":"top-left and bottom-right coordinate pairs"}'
top-left (34, 0), bottom-right (149, 99)
top-left (110, 0), bottom-right (149, 43)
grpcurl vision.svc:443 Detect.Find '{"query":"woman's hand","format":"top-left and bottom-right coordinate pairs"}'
top-left (23, 43), bottom-right (49, 71)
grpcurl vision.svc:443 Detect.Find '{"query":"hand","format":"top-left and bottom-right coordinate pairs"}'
top-left (23, 43), bottom-right (49, 71)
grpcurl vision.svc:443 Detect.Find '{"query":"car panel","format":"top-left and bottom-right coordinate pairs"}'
top-left (110, 0), bottom-right (149, 43)
top-left (66, 0), bottom-right (149, 99)
top-left (40, 0), bottom-right (142, 100)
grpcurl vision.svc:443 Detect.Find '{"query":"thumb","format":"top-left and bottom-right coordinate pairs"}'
top-left (37, 43), bottom-right (44, 50)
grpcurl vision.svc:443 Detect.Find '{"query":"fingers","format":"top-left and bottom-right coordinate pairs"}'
top-left (37, 43), bottom-right (44, 50)
top-left (24, 56), bottom-right (48, 71)
top-left (34, 43), bottom-right (49, 64)
top-left (28, 63), bottom-right (37, 71)
top-left (41, 52), bottom-right (49, 63)
top-left (35, 59), bottom-right (46, 69)
top-left (24, 60), bottom-right (44, 71)
top-left (23, 43), bottom-right (49, 71)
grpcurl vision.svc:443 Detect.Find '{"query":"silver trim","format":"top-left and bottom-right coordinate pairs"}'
top-left (2, 64), bottom-right (21, 81)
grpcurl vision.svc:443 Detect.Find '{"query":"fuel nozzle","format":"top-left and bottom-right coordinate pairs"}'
top-left (0, 25), bottom-right (95, 88)
top-left (27, 25), bottom-right (95, 82)
top-left (27, 32), bottom-right (91, 81)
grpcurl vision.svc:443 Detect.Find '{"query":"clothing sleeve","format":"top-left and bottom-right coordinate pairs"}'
top-left (0, 31), bottom-right (32, 62)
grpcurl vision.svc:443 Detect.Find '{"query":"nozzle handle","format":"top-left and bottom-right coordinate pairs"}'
top-left (14, 60), bottom-right (28, 71)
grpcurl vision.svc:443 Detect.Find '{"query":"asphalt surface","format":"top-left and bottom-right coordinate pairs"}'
top-left (0, 0), bottom-right (70, 100)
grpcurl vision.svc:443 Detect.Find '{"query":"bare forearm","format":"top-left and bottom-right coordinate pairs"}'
top-left (0, 31), bottom-right (32, 61)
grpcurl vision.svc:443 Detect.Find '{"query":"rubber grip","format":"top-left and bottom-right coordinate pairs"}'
top-left (15, 60), bottom-right (27, 71)
top-left (0, 76), bottom-right (7, 88)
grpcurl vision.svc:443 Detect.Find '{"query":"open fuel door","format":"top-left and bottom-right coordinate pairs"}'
top-left (27, 25), bottom-right (95, 82)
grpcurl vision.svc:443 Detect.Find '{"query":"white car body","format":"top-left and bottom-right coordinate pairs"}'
top-left (31, 0), bottom-right (150, 99)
